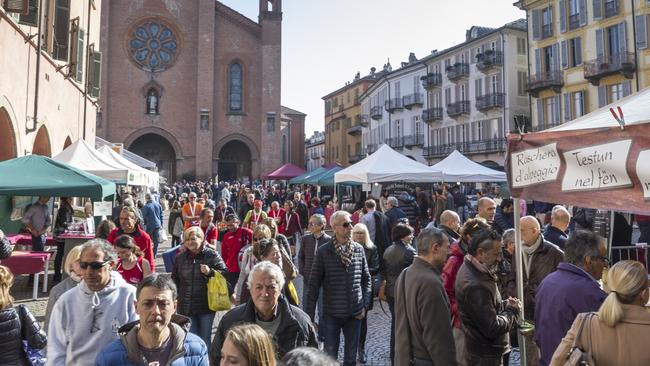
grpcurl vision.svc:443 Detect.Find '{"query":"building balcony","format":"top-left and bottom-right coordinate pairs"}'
top-left (404, 134), bottom-right (425, 148)
top-left (605, 1), bottom-right (618, 18)
top-left (422, 107), bottom-right (443, 123)
top-left (420, 73), bottom-right (442, 89)
top-left (367, 143), bottom-right (378, 154)
top-left (542, 23), bottom-right (553, 39)
top-left (568, 14), bottom-right (580, 30)
top-left (370, 105), bottom-right (383, 120)
top-left (446, 63), bottom-right (470, 81)
top-left (584, 52), bottom-right (635, 86)
top-left (359, 114), bottom-right (370, 126)
top-left (476, 50), bottom-right (503, 73)
top-left (348, 153), bottom-right (365, 164)
top-left (347, 124), bottom-right (362, 136)
top-left (402, 93), bottom-right (424, 109)
top-left (423, 138), bottom-right (507, 158)
top-left (385, 98), bottom-right (404, 113)
top-left (388, 137), bottom-right (404, 149)
top-left (310, 151), bottom-right (319, 159)
top-left (446, 101), bottom-right (470, 117)
top-left (527, 70), bottom-right (563, 97)
top-left (476, 93), bottom-right (505, 111)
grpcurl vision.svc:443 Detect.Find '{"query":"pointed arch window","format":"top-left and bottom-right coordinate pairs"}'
top-left (229, 62), bottom-right (243, 112)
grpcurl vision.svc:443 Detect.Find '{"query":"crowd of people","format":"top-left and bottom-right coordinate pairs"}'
top-left (0, 178), bottom-right (649, 366)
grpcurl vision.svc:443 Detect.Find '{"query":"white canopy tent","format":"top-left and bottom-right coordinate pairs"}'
top-left (53, 139), bottom-right (147, 186)
top-left (98, 146), bottom-right (159, 189)
top-left (334, 144), bottom-right (442, 184)
top-left (429, 150), bottom-right (507, 182)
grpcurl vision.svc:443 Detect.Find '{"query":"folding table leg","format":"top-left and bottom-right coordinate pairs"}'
top-left (43, 257), bottom-right (49, 293)
top-left (33, 273), bottom-right (39, 300)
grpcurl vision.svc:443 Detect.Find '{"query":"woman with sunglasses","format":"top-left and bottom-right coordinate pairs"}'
top-left (172, 226), bottom-right (228, 346)
top-left (352, 223), bottom-right (379, 363)
top-left (114, 234), bottom-right (151, 286)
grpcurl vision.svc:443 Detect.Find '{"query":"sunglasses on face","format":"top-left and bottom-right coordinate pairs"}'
top-left (341, 221), bottom-right (353, 228)
top-left (79, 260), bottom-right (111, 270)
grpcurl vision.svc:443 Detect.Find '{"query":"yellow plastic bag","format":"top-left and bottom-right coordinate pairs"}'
top-left (287, 281), bottom-right (299, 306)
top-left (207, 272), bottom-right (231, 311)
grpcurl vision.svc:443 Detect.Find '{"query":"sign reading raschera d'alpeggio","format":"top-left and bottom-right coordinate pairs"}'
top-left (510, 143), bottom-right (561, 188)
top-left (561, 139), bottom-right (633, 192)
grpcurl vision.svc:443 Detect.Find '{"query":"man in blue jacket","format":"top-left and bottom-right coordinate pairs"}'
top-left (142, 193), bottom-right (164, 256)
top-left (534, 230), bottom-right (607, 366)
top-left (96, 273), bottom-right (208, 366)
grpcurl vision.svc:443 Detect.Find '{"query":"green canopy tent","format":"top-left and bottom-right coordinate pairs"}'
top-left (317, 166), bottom-right (347, 186)
top-left (304, 166), bottom-right (338, 185)
top-left (288, 166), bottom-right (327, 185)
top-left (0, 155), bottom-right (116, 200)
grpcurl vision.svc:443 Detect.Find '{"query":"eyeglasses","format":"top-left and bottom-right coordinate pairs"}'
top-left (79, 260), bottom-right (111, 270)
top-left (593, 255), bottom-right (609, 265)
top-left (308, 222), bottom-right (321, 227)
top-left (341, 221), bottom-right (353, 228)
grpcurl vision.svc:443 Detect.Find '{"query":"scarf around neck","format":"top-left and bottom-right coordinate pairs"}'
top-left (522, 234), bottom-right (542, 278)
top-left (466, 254), bottom-right (497, 280)
top-left (333, 237), bottom-right (353, 267)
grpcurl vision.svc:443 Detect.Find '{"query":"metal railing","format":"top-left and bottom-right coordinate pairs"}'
top-left (421, 73), bottom-right (442, 89)
top-left (610, 245), bottom-right (648, 269)
top-left (542, 23), bottom-right (553, 39)
top-left (385, 97), bottom-right (404, 112)
top-left (568, 14), bottom-right (580, 30)
top-left (527, 70), bottom-right (563, 96)
top-left (347, 124), bottom-right (362, 135)
top-left (402, 93), bottom-right (424, 109)
top-left (476, 50), bottom-right (503, 72)
top-left (604, 0), bottom-right (618, 18)
top-left (388, 137), bottom-right (404, 148)
top-left (370, 105), bottom-right (383, 120)
top-left (446, 100), bottom-right (471, 117)
top-left (404, 134), bottom-right (425, 147)
top-left (423, 138), bottom-right (506, 157)
top-left (360, 114), bottom-right (370, 125)
top-left (584, 52), bottom-right (636, 82)
top-left (422, 107), bottom-right (443, 123)
top-left (476, 93), bottom-right (505, 111)
top-left (446, 63), bottom-right (469, 81)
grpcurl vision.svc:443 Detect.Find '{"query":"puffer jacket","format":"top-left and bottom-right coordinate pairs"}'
top-left (305, 240), bottom-right (372, 320)
top-left (96, 315), bottom-right (207, 366)
top-left (455, 257), bottom-right (519, 358)
top-left (0, 305), bottom-right (46, 366)
top-left (442, 239), bottom-right (467, 328)
top-left (298, 232), bottom-right (331, 285)
top-left (172, 245), bottom-right (228, 316)
top-left (381, 241), bottom-right (416, 300)
top-left (398, 193), bottom-right (420, 227)
top-left (209, 296), bottom-right (317, 364)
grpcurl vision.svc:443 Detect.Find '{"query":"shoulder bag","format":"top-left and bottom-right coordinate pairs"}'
top-left (563, 312), bottom-right (595, 366)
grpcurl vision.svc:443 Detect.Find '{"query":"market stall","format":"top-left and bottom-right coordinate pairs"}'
top-left (97, 145), bottom-right (159, 190)
top-left (263, 163), bottom-right (307, 181)
top-left (430, 150), bottom-right (507, 182)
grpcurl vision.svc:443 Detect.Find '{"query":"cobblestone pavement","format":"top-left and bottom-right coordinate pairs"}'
top-left (10, 231), bottom-right (392, 365)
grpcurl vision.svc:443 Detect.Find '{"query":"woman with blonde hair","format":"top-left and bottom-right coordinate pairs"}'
top-left (551, 260), bottom-right (650, 365)
top-left (45, 245), bottom-right (84, 331)
top-left (352, 223), bottom-right (379, 363)
top-left (0, 265), bottom-right (47, 365)
top-left (220, 323), bottom-right (276, 366)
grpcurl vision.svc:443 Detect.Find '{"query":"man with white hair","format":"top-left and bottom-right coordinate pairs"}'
top-left (384, 196), bottom-right (407, 233)
top-left (543, 205), bottom-right (571, 249)
top-left (209, 261), bottom-right (317, 364)
top-left (305, 210), bottom-right (372, 366)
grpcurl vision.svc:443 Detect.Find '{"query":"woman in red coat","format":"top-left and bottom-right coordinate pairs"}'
top-left (278, 200), bottom-right (302, 252)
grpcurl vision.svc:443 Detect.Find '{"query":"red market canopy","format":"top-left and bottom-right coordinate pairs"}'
top-left (263, 163), bottom-right (307, 180)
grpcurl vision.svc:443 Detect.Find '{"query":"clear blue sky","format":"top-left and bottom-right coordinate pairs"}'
top-left (219, 0), bottom-right (526, 136)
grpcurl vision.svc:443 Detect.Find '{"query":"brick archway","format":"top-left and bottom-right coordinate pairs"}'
top-left (32, 125), bottom-right (52, 157)
top-left (213, 134), bottom-right (260, 181)
top-left (0, 107), bottom-right (17, 161)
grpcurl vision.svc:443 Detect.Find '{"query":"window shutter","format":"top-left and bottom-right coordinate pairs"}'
top-left (593, 0), bottom-right (602, 20)
top-left (579, 91), bottom-right (586, 116)
top-left (496, 72), bottom-right (502, 93)
top-left (535, 48), bottom-right (541, 74)
top-left (596, 29), bottom-right (605, 59)
top-left (75, 29), bottom-right (85, 82)
top-left (564, 93), bottom-right (572, 121)
top-left (636, 15), bottom-right (648, 50)
top-left (553, 95), bottom-right (561, 124)
top-left (559, 0), bottom-right (566, 33)
top-left (622, 80), bottom-right (632, 97)
top-left (18, 0), bottom-right (38, 26)
top-left (532, 9), bottom-right (541, 40)
top-left (3, 0), bottom-right (28, 14)
top-left (575, 37), bottom-right (583, 65)
top-left (552, 43), bottom-right (560, 70)
top-left (561, 40), bottom-right (569, 69)
top-left (88, 50), bottom-right (102, 98)
top-left (537, 99), bottom-right (545, 126)
top-left (475, 78), bottom-right (481, 98)
top-left (618, 21), bottom-right (627, 54)
top-left (68, 18), bottom-right (79, 78)
top-left (579, 0), bottom-right (587, 26)
top-left (613, 0), bottom-right (619, 16)
top-left (496, 37), bottom-right (502, 52)
top-left (52, 0), bottom-right (71, 61)
top-left (598, 85), bottom-right (606, 107)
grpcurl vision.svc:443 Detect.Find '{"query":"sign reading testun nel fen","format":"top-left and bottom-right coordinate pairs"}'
top-left (510, 143), bottom-right (561, 188)
top-left (636, 150), bottom-right (650, 200)
top-left (561, 140), bottom-right (632, 192)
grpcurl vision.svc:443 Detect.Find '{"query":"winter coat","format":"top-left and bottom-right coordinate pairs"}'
top-left (492, 207), bottom-right (514, 235)
top-left (542, 225), bottom-right (568, 250)
top-left (96, 315), bottom-right (208, 366)
top-left (209, 296), bottom-right (317, 364)
top-left (535, 263), bottom-right (606, 366)
top-left (305, 240), bottom-right (372, 320)
top-left (172, 245), bottom-right (228, 316)
top-left (381, 241), bottom-right (416, 300)
top-left (550, 306), bottom-right (650, 366)
top-left (298, 232), bottom-right (331, 286)
top-left (394, 257), bottom-right (456, 366)
top-left (455, 257), bottom-right (519, 358)
top-left (442, 239), bottom-right (467, 328)
top-left (0, 305), bottom-right (46, 366)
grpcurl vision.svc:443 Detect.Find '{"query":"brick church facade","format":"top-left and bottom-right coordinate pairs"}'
top-left (98, 0), bottom-right (285, 183)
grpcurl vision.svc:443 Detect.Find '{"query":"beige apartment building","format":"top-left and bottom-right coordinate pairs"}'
top-left (516, 0), bottom-right (650, 130)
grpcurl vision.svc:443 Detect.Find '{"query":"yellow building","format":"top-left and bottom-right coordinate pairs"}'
top-left (322, 72), bottom-right (380, 167)
top-left (516, 0), bottom-right (650, 130)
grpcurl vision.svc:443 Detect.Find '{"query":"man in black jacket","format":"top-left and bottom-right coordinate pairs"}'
top-left (455, 229), bottom-right (521, 366)
top-left (305, 210), bottom-right (372, 366)
top-left (209, 261), bottom-right (317, 364)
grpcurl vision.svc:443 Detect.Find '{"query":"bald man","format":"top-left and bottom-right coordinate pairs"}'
top-left (543, 206), bottom-right (571, 249)
top-left (476, 197), bottom-right (496, 224)
top-left (511, 215), bottom-right (565, 366)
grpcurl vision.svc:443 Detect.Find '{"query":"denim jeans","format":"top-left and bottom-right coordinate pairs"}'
top-left (321, 314), bottom-right (361, 366)
top-left (147, 227), bottom-right (162, 256)
top-left (189, 312), bottom-right (215, 346)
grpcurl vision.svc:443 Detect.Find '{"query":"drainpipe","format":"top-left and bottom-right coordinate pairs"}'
top-left (28, 0), bottom-right (45, 134)
top-left (631, 0), bottom-right (640, 92)
top-left (425, 64), bottom-right (431, 165)
top-left (500, 30), bottom-right (507, 150)
top-left (82, 0), bottom-right (92, 139)
top-left (387, 82), bottom-right (392, 146)
top-left (525, 9), bottom-right (533, 131)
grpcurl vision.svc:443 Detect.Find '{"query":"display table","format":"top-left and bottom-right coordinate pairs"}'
top-left (6, 233), bottom-right (57, 248)
top-left (58, 233), bottom-right (95, 263)
top-left (0, 251), bottom-right (52, 299)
